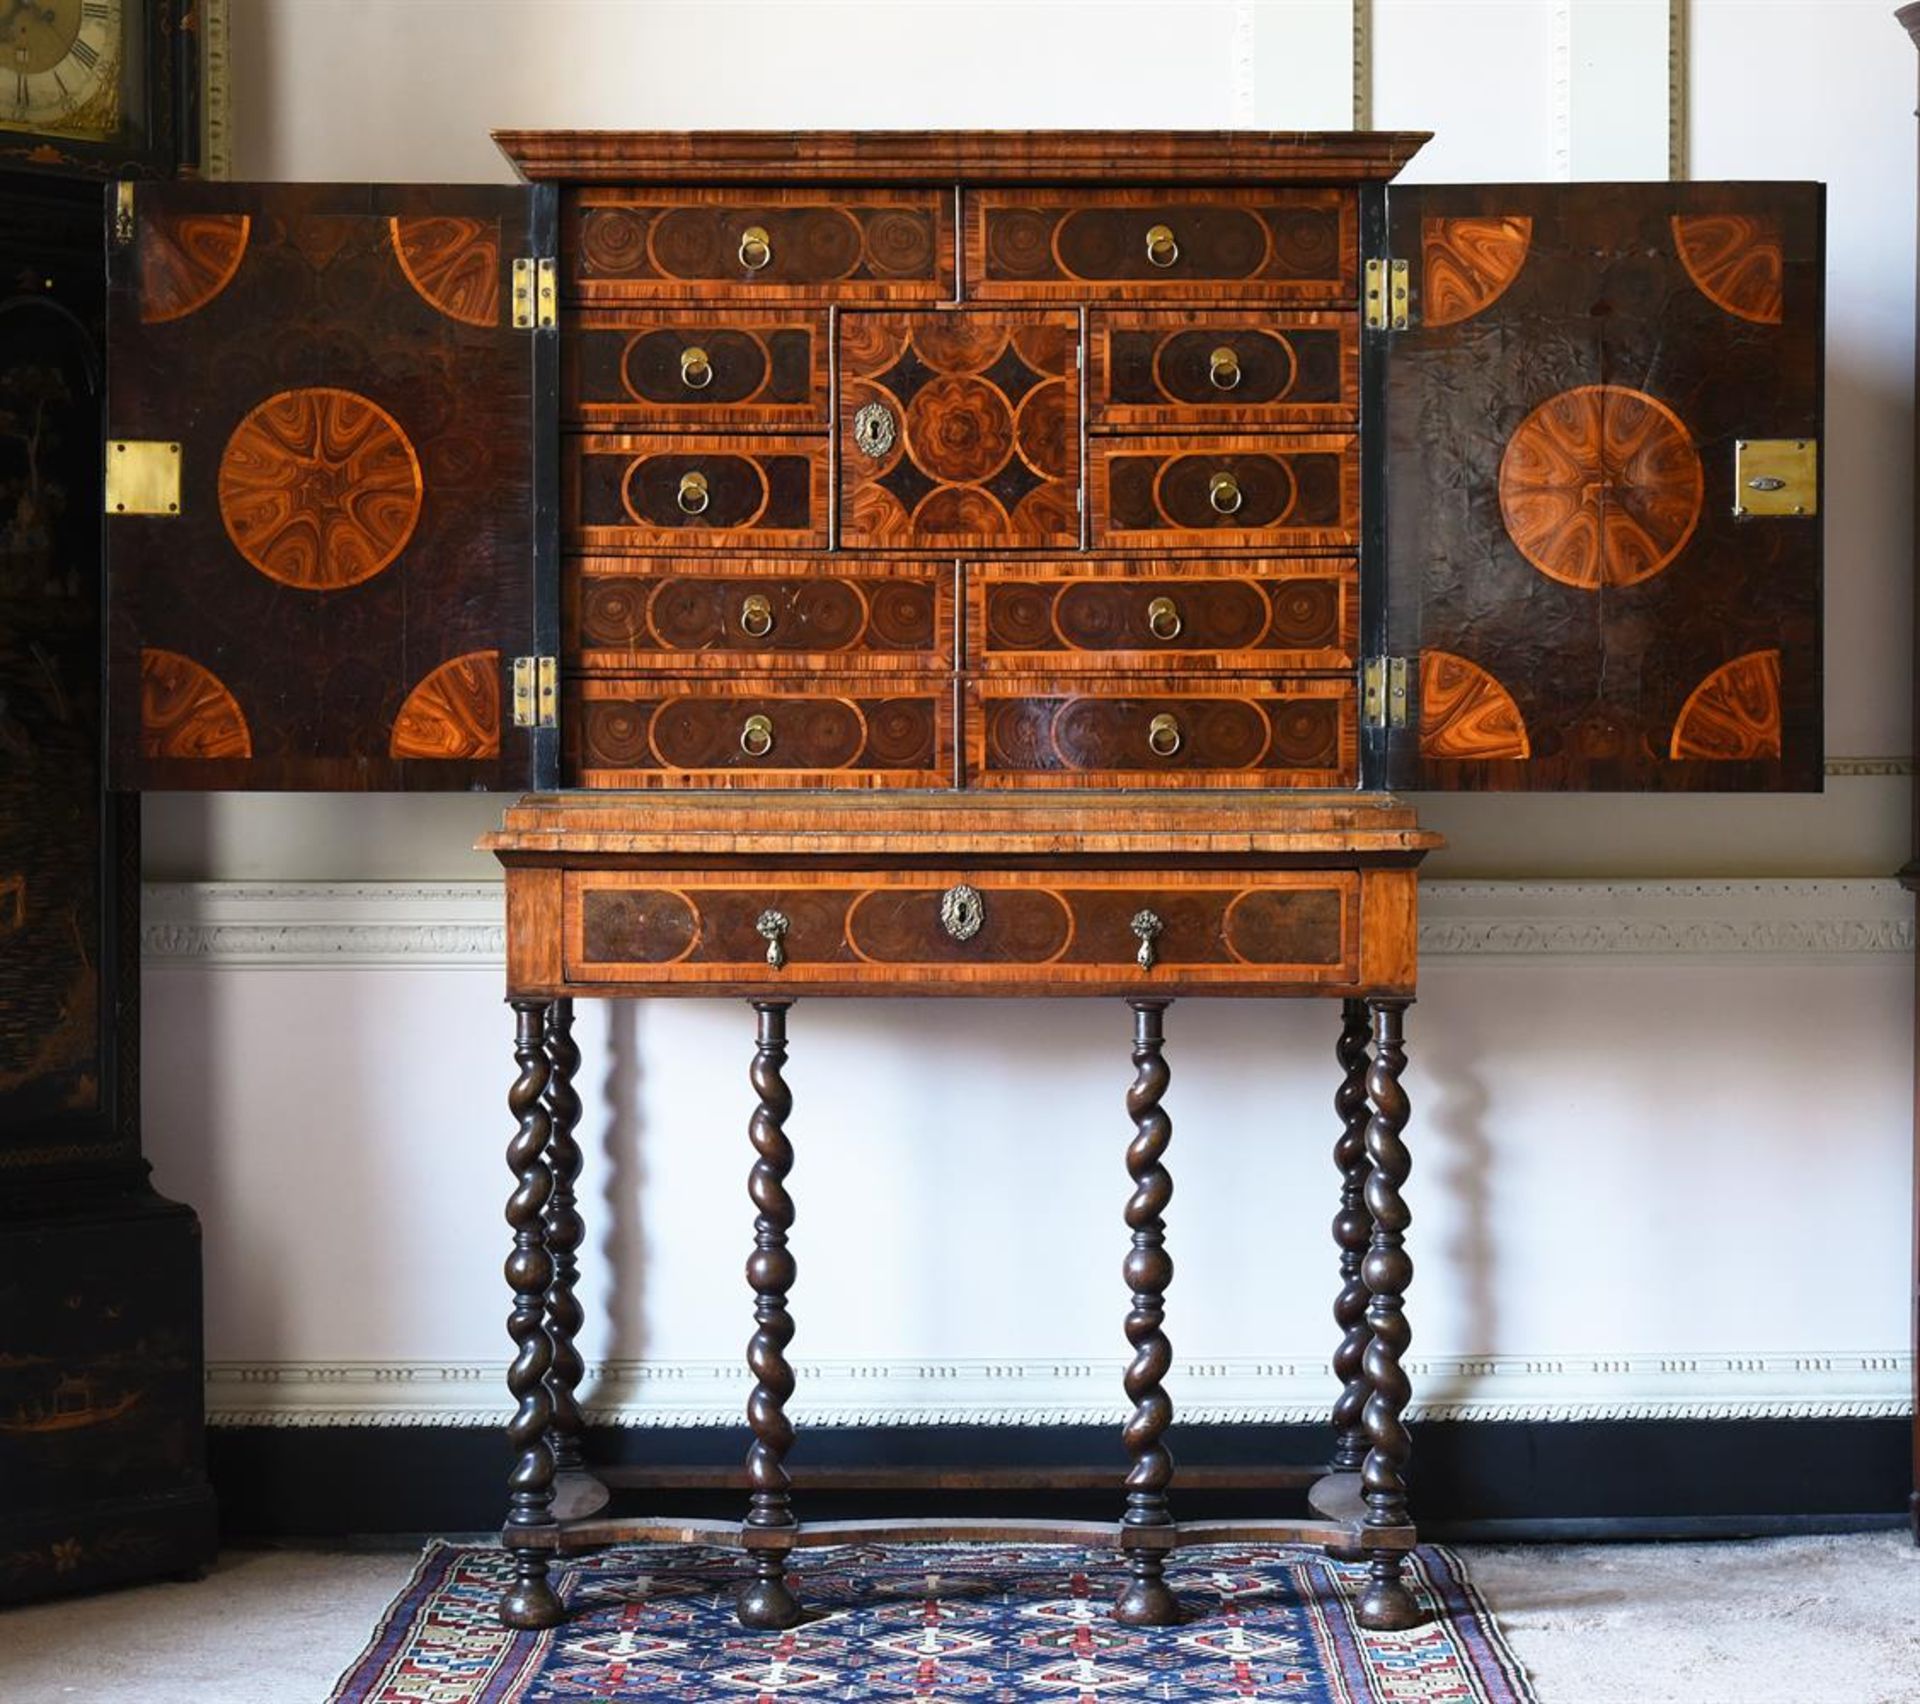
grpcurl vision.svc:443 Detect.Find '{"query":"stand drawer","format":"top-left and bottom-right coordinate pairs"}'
top-left (563, 867), bottom-right (1362, 993)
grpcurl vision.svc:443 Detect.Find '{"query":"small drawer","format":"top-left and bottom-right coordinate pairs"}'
top-left (564, 187), bottom-right (955, 301)
top-left (563, 310), bottom-right (828, 429)
top-left (965, 188), bottom-right (1354, 302)
top-left (566, 557), bottom-right (954, 672)
top-left (564, 434), bottom-right (828, 551)
top-left (968, 559), bottom-right (1357, 673)
top-left (564, 868), bottom-right (1361, 993)
top-left (567, 675), bottom-right (953, 788)
top-left (1088, 311), bottom-right (1359, 429)
top-left (1090, 434), bottom-right (1358, 551)
top-left (968, 675), bottom-right (1355, 788)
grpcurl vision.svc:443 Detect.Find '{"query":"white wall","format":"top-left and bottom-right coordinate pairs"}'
top-left (146, 1), bottom-right (1916, 1436)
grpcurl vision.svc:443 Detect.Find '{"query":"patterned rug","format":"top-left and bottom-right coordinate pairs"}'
top-left (330, 1541), bottom-right (1536, 1703)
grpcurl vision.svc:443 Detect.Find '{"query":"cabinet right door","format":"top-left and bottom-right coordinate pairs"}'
top-left (1383, 183), bottom-right (1823, 791)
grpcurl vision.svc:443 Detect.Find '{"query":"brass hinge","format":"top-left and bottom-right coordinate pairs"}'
top-left (511, 656), bottom-right (558, 729)
top-left (112, 181), bottom-right (135, 246)
top-left (1732, 438), bottom-right (1818, 518)
top-left (1362, 656), bottom-right (1410, 730)
top-left (104, 439), bottom-right (182, 515)
top-left (1364, 256), bottom-right (1410, 332)
top-left (511, 256), bottom-right (557, 329)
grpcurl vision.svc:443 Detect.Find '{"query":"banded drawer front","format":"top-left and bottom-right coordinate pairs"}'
top-left (1087, 311), bottom-right (1359, 429)
top-left (969, 559), bottom-right (1357, 672)
top-left (965, 188), bottom-right (1355, 302)
top-left (564, 868), bottom-right (1361, 993)
top-left (567, 676), bottom-right (953, 788)
top-left (567, 557), bottom-right (954, 672)
top-left (564, 187), bottom-right (955, 301)
top-left (564, 434), bottom-right (828, 551)
top-left (969, 676), bottom-right (1356, 788)
top-left (563, 310), bottom-right (828, 428)
top-left (1090, 434), bottom-right (1359, 551)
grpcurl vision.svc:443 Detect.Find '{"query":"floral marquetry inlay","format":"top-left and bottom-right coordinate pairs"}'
top-left (1497, 385), bottom-right (1702, 591)
top-left (218, 387), bottom-right (424, 591)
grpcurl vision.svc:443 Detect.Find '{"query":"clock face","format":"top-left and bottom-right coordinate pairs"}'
top-left (1, 0), bottom-right (125, 142)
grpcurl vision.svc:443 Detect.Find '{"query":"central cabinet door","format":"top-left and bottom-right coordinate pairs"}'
top-left (839, 311), bottom-right (1082, 550)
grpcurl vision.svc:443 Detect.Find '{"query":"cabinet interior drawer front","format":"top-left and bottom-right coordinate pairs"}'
top-left (966, 189), bottom-right (1354, 301)
top-left (566, 676), bottom-right (953, 788)
top-left (564, 435), bottom-right (828, 550)
top-left (1088, 311), bottom-right (1359, 428)
top-left (565, 869), bottom-right (1361, 990)
top-left (566, 558), bottom-right (954, 671)
top-left (563, 310), bottom-right (829, 428)
top-left (564, 187), bottom-right (955, 300)
top-left (840, 310), bottom-right (1082, 550)
top-left (969, 559), bottom-right (1357, 672)
top-left (970, 676), bottom-right (1355, 788)
top-left (1091, 434), bottom-right (1358, 550)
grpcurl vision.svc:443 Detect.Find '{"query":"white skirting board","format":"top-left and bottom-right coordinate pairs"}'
top-left (143, 879), bottom-right (1917, 1431)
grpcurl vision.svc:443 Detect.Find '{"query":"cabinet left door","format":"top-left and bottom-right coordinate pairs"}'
top-left (106, 183), bottom-right (550, 790)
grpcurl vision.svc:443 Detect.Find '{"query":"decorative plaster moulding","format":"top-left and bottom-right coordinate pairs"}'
top-left (143, 879), bottom-right (1916, 970)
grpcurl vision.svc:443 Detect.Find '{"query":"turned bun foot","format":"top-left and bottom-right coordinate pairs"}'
top-left (737, 1570), bottom-right (803, 1630)
top-left (1354, 1570), bottom-right (1423, 1632)
top-left (1112, 1574), bottom-right (1182, 1626)
top-left (499, 1577), bottom-right (565, 1630)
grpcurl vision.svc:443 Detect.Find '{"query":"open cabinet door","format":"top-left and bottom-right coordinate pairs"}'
top-left (1382, 183), bottom-right (1823, 790)
top-left (106, 183), bottom-right (553, 790)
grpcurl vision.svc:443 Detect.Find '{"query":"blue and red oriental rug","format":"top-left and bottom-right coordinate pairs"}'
top-left (330, 1541), bottom-right (1535, 1703)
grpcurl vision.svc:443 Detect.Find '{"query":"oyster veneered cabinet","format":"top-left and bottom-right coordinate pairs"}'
top-left (101, 138), bottom-right (1825, 798)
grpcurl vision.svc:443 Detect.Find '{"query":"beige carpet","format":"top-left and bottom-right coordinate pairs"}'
top-left (0, 1533), bottom-right (1914, 1703)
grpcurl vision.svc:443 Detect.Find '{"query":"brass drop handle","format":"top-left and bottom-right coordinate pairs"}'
top-left (1147, 712), bottom-right (1183, 757)
top-left (756, 907), bottom-right (789, 970)
top-left (740, 712), bottom-right (775, 757)
top-left (1208, 345), bottom-right (1241, 390)
top-left (676, 470), bottom-right (710, 515)
top-left (1208, 470), bottom-right (1243, 515)
top-left (679, 345), bottom-right (713, 389)
top-left (1145, 223), bottom-right (1179, 268)
top-left (738, 224), bottom-right (773, 271)
top-left (1131, 908), bottom-right (1164, 972)
top-left (739, 593), bottom-right (774, 638)
top-left (1146, 595), bottom-right (1182, 642)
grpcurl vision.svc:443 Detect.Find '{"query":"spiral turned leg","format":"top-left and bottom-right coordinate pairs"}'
top-left (501, 999), bottom-right (563, 1630)
top-left (1356, 997), bottom-right (1422, 1633)
top-left (542, 1000), bottom-right (606, 1522)
top-left (1114, 998), bottom-right (1179, 1628)
top-left (739, 1000), bottom-right (801, 1631)
top-left (1330, 998), bottom-right (1375, 1474)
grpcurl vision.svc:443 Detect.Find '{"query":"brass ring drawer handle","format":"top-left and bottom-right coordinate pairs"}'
top-left (676, 470), bottom-right (710, 515)
top-left (1131, 908), bottom-right (1164, 972)
top-left (1147, 712), bottom-right (1182, 757)
top-left (1208, 345), bottom-right (1241, 390)
top-left (740, 712), bottom-right (775, 757)
top-left (1208, 471), bottom-right (1242, 514)
top-left (1146, 595), bottom-right (1182, 642)
top-left (739, 593), bottom-right (774, 638)
top-left (1145, 223), bottom-right (1179, 268)
top-left (739, 225), bottom-right (773, 271)
top-left (680, 345), bottom-right (713, 389)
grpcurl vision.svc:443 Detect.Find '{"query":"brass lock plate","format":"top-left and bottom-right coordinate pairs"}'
top-left (105, 440), bottom-right (182, 516)
top-left (1733, 438), bottom-right (1817, 518)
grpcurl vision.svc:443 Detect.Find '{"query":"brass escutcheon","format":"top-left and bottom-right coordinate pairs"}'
top-left (1147, 712), bottom-right (1182, 757)
top-left (1208, 345), bottom-right (1241, 389)
top-left (1146, 595), bottom-right (1182, 642)
top-left (740, 712), bottom-right (774, 757)
top-left (676, 469), bottom-right (710, 514)
top-left (740, 593), bottom-right (774, 638)
top-left (853, 400), bottom-right (896, 460)
top-left (679, 345), bottom-right (713, 388)
top-left (1208, 470), bottom-right (1242, 515)
top-left (1145, 223), bottom-right (1179, 268)
top-left (939, 882), bottom-right (985, 942)
top-left (738, 225), bottom-right (772, 271)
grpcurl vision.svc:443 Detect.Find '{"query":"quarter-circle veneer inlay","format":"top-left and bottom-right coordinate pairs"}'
top-left (390, 216), bottom-right (502, 327)
top-left (140, 649), bottom-right (252, 759)
top-left (138, 213), bottom-right (251, 323)
top-left (1418, 651), bottom-right (1530, 761)
top-left (1498, 384), bottom-right (1702, 590)
top-left (1669, 649), bottom-right (1782, 760)
top-left (1421, 215), bottom-right (1532, 327)
top-left (1671, 214), bottom-right (1784, 326)
top-left (218, 387), bottom-right (424, 590)
top-left (390, 650), bottom-right (503, 759)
